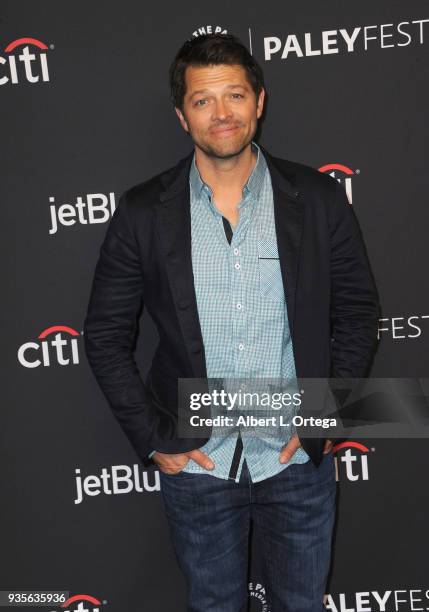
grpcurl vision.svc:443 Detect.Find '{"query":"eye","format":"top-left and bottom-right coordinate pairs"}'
top-left (231, 93), bottom-right (244, 99)
top-left (195, 99), bottom-right (207, 107)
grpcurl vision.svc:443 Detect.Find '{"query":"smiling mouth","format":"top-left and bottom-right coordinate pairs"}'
top-left (210, 125), bottom-right (240, 135)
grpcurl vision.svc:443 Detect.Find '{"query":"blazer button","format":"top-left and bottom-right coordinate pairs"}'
top-left (178, 299), bottom-right (189, 310)
top-left (190, 340), bottom-right (201, 353)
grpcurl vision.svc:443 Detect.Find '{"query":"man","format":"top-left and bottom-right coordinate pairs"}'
top-left (84, 34), bottom-right (380, 612)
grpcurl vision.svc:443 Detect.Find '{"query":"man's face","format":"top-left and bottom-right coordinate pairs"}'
top-left (175, 63), bottom-right (265, 159)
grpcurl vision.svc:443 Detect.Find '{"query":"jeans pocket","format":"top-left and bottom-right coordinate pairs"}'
top-left (161, 470), bottom-right (187, 478)
top-left (257, 238), bottom-right (284, 302)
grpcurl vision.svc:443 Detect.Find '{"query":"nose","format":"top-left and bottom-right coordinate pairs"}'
top-left (212, 97), bottom-right (233, 122)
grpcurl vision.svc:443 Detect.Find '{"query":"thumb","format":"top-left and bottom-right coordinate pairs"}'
top-left (187, 449), bottom-right (215, 470)
top-left (279, 434), bottom-right (301, 464)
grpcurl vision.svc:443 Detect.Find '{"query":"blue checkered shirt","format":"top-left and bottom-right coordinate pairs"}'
top-left (176, 142), bottom-right (310, 483)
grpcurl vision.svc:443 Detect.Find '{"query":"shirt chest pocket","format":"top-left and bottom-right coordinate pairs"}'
top-left (257, 238), bottom-right (285, 302)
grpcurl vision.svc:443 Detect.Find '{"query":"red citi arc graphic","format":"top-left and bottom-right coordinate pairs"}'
top-left (4, 37), bottom-right (49, 52)
top-left (38, 325), bottom-right (80, 339)
top-left (318, 163), bottom-right (354, 175)
top-left (318, 163), bottom-right (356, 204)
top-left (61, 594), bottom-right (102, 608)
top-left (332, 441), bottom-right (369, 453)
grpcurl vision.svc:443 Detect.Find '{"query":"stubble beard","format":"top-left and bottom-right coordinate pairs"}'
top-left (191, 123), bottom-right (257, 161)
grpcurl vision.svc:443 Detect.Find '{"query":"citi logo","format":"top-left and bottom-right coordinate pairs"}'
top-left (333, 441), bottom-right (372, 482)
top-left (49, 192), bottom-right (117, 235)
top-left (319, 163), bottom-right (357, 205)
top-left (191, 25), bottom-right (228, 38)
top-left (74, 464), bottom-right (160, 504)
top-left (53, 593), bottom-right (104, 611)
top-left (1, 37), bottom-right (51, 86)
top-left (18, 325), bottom-right (81, 369)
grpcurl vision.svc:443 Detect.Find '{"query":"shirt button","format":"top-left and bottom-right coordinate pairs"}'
top-left (233, 248), bottom-right (239, 255)
top-left (238, 343), bottom-right (244, 351)
top-left (234, 262), bottom-right (241, 270)
top-left (236, 303), bottom-right (242, 310)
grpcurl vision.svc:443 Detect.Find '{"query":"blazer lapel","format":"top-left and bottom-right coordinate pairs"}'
top-left (260, 146), bottom-right (305, 340)
top-left (156, 152), bottom-right (208, 379)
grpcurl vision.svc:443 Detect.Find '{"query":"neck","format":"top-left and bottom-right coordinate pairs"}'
top-left (194, 142), bottom-right (257, 195)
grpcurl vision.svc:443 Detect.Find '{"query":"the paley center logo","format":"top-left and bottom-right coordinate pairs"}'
top-left (1, 37), bottom-right (51, 85)
top-left (248, 582), bottom-right (269, 611)
top-left (319, 163), bottom-right (357, 205)
top-left (18, 325), bottom-right (82, 368)
top-left (191, 25), bottom-right (228, 38)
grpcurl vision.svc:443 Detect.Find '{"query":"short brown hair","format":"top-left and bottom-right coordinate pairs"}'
top-left (169, 33), bottom-right (265, 111)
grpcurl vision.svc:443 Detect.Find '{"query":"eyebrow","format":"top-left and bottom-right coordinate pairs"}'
top-left (189, 84), bottom-right (249, 98)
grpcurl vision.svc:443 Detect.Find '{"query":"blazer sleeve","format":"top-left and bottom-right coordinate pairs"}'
top-left (328, 179), bottom-right (381, 379)
top-left (83, 191), bottom-right (159, 463)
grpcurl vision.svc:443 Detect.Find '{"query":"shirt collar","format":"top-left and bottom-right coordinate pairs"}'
top-left (189, 141), bottom-right (267, 205)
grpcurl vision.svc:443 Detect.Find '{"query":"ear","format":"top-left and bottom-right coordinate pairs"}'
top-left (175, 107), bottom-right (189, 133)
top-left (256, 88), bottom-right (265, 119)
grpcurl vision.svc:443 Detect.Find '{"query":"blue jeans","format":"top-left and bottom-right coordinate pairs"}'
top-left (159, 451), bottom-right (336, 612)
